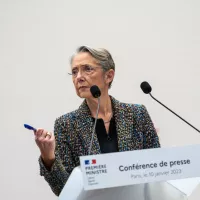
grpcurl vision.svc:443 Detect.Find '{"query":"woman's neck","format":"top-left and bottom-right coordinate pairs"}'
top-left (86, 93), bottom-right (112, 119)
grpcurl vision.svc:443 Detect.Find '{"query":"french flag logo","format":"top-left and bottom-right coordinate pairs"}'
top-left (85, 159), bottom-right (96, 165)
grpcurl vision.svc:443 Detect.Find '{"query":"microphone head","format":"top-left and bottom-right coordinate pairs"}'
top-left (90, 85), bottom-right (101, 98)
top-left (140, 81), bottom-right (152, 94)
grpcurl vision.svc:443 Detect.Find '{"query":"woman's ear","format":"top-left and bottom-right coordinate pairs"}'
top-left (105, 69), bottom-right (115, 84)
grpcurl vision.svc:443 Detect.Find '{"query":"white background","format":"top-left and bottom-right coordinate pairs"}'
top-left (1, 0), bottom-right (200, 199)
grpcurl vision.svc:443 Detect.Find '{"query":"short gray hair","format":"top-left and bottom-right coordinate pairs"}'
top-left (70, 46), bottom-right (115, 88)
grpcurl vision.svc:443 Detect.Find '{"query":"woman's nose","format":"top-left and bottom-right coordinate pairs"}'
top-left (76, 70), bottom-right (85, 81)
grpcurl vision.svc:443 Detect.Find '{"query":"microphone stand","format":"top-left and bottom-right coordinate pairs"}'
top-left (149, 93), bottom-right (200, 133)
top-left (88, 97), bottom-right (100, 155)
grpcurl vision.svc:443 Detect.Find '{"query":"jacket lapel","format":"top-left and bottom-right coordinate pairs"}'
top-left (111, 97), bottom-right (135, 152)
top-left (75, 100), bottom-right (101, 155)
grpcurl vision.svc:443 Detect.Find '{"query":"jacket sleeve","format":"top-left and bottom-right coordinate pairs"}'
top-left (38, 116), bottom-right (75, 196)
top-left (140, 105), bottom-right (161, 149)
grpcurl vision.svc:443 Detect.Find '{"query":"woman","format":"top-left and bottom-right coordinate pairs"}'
top-left (34, 46), bottom-right (160, 196)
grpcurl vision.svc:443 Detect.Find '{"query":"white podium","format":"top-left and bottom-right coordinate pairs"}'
top-left (59, 145), bottom-right (200, 200)
top-left (59, 166), bottom-right (200, 200)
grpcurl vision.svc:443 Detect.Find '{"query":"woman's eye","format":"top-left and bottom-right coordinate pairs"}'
top-left (72, 70), bottom-right (78, 75)
top-left (85, 66), bottom-right (93, 72)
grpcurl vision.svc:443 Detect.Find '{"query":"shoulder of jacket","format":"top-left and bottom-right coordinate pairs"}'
top-left (119, 101), bottom-right (145, 112)
top-left (54, 110), bottom-right (77, 126)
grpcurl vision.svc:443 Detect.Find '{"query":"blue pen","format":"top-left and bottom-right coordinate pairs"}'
top-left (24, 124), bottom-right (37, 131)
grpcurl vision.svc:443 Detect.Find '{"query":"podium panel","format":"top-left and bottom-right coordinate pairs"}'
top-left (59, 167), bottom-right (188, 200)
top-left (76, 182), bottom-right (187, 200)
top-left (59, 145), bottom-right (200, 200)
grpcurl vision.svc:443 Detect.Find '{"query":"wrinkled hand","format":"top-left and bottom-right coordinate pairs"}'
top-left (34, 128), bottom-right (56, 169)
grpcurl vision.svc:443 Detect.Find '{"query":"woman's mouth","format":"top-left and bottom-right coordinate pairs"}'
top-left (79, 86), bottom-right (88, 90)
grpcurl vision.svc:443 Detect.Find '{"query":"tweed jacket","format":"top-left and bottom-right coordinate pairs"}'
top-left (39, 96), bottom-right (160, 196)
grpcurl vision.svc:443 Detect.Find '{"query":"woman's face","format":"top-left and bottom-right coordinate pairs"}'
top-left (71, 52), bottom-right (111, 99)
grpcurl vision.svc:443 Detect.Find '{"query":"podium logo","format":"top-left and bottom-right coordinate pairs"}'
top-left (85, 159), bottom-right (96, 165)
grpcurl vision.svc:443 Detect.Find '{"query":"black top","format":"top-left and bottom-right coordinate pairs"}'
top-left (93, 117), bottom-right (119, 153)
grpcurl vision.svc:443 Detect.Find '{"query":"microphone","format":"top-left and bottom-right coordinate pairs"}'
top-left (140, 81), bottom-right (200, 133)
top-left (90, 85), bottom-right (101, 98)
top-left (88, 85), bottom-right (101, 155)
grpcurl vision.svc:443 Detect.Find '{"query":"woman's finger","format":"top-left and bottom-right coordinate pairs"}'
top-left (34, 128), bottom-right (44, 138)
top-left (40, 130), bottom-right (48, 139)
top-left (45, 132), bottom-right (52, 140)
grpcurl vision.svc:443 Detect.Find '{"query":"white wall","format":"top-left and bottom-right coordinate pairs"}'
top-left (1, 0), bottom-right (200, 199)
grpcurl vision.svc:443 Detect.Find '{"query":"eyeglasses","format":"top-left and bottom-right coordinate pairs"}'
top-left (68, 64), bottom-right (101, 78)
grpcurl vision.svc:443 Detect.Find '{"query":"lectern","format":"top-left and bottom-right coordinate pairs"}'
top-left (59, 144), bottom-right (200, 200)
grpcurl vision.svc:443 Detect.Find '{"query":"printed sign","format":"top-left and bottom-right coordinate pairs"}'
top-left (80, 144), bottom-right (200, 190)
